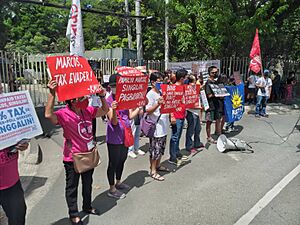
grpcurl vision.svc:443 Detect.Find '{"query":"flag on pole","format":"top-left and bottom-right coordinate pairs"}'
top-left (249, 28), bottom-right (262, 74)
top-left (66, 0), bottom-right (85, 56)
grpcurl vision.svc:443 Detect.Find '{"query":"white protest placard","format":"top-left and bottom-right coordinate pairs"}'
top-left (200, 90), bottom-right (209, 111)
top-left (0, 91), bottom-right (43, 150)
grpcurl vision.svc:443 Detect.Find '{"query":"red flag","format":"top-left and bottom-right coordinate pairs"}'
top-left (249, 29), bottom-right (262, 74)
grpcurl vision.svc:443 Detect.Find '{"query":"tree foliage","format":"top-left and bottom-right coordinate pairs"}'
top-left (0, 0), bottom-right (299, 60)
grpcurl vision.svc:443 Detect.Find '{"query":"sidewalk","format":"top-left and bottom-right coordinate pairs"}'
top-left (245, 98), bottom-right (300, 115)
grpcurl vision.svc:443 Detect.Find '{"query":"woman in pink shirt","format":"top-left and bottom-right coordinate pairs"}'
top-left (45, 80), bottom-right (109, 225)
top-left (0, 82), bottom-right (29, 225)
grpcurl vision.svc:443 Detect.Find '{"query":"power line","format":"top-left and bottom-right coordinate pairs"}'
top-left (12, 0), bottom-right (149, 19)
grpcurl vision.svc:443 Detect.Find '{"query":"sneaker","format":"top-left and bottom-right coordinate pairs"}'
top-left (115, 183), bottom-right (130, 190)
top-left (255, 114), bottom-right (260, 118)
top-left (181, 155), bottom-right (189, 161)
top-left (261, 114), bottom-right (269, 118)
top-left (135, 149), bottom-right (145, 156)
top-left (128, 151), bottom-right (137, 158)
top-left (107, 190), bottom-right (126, 199)
top-left (228, 127), bottom-right (238, 132)
top-left (168, 158), bottom-right (177, 165)
top-left (176, 159), bottom-right (183, 166)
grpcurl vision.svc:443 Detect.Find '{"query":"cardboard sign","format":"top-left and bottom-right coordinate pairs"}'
top-left (184, 84), bottom-right (201, 109)
top-left (115, 66), bottom-right (144, 76)
top-left (46, 55), bottom-right (101, 101)
top-left (0, 91), bottom-right (43, 150)
top-left (209, 84), bottom-right (230, 97)
top-left (160, 84), bottom-right (184, 114)
top-left (200, 90), bottom-right (209, 111)
top-left (115, 75), bottom-right (149, 110)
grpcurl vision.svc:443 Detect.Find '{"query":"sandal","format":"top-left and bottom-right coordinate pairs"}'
top-left (156, 165), bottom-right (170, 172)
top-left (70, 217), bottom-right (83, 225)
top-left (150, 173), bottom-right (165, 181)
top-left (207, 137), bottom-right (217, 144)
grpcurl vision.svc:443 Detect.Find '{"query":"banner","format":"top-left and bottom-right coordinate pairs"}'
top-left (160, 84), bottom-right (184, 114)
top-left (224, 84), bottom-right (245, 122)
top-left (209, 84), bottom-right (230, 97)
top-left (46, 55), bottom-right (101, 101)
top-left (249, 28), bottom-right (262, 74)
top-left (184, 84), bottom-right (201, 109)
top-left (0, 91), bottom-right (43, 150)
top-left (66, 0), bottom-right (85, 56)
top-left (115, 66), bottom-right (144, 76)
top-left (115, 75), bottom-right (148, 110)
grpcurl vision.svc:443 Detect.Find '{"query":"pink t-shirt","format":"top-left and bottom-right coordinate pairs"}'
top-left (0, 148), bottom-right (19, 190)
top-left (55, 106), bottom-right (98, 162)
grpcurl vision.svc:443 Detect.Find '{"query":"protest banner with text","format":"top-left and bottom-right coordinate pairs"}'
top-left (115, 75), bottom-right (149, 110)
top-left (0, 91), bottom-right (43, 150)
top-left (115, 66), bottom-right (144, 76)
top-left (160, 84), bottom-right (184, 114)
top-left (184, 84), bottom-right (201, 108)
top-left (46, 55), bottom-right (101, 101)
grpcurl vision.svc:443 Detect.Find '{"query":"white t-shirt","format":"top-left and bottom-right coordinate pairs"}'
top-left (146, 89), bottom-right (170, 138)
top-left (255, 77), bottom-right (267, 96)
top-left (248, 75), bottom-right (258, 88)
top-left (265, 77), bottom-right (272, 97)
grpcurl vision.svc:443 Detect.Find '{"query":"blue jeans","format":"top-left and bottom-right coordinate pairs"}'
top-left (185, 111), bottom-right (201, 151)
top-left (128, 123), bottom-right (141, 152)
top-left (255, 95), bottom-right (267, 115)
top-left (169, 119), bottom-right (184, 161)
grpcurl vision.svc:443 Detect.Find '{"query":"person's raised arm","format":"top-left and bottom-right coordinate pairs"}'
top-left (95, 89), bottom-right (109, 117)
top-left (107, 101), bottom-right (118, 126)
top-left (45, 80), bottom-right (58, 125)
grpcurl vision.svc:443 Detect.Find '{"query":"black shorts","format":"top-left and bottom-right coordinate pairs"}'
top-left (205, 110), bottom-right (221, 121)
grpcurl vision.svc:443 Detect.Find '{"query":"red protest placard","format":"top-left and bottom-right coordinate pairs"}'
top-left (115, 75), bottom-right (149, 110)
top-left (115, 66), bottom-right (144, 76)
top-left (184, 84), bottom-right (201, 108)
top-left (46, 55), bottom-right (101, 101)
top-left (160, 84), bottom-right (184, 114)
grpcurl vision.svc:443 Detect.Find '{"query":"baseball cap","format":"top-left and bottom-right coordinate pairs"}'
top-left (263, 69), bottom-right (270, 75)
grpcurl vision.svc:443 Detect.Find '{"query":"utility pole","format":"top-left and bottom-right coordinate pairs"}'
top-left (165, 0), bottom-right (169, 70)
top-left (135, 0), bottom-right (143, 65)
top-left (125, 0), bottom-right (133, 49)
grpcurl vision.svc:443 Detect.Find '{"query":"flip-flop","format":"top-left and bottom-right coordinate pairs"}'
top-left (156, 165), bottom-right (170, 172)
top-left (150, 173), bottom-right (165, 181)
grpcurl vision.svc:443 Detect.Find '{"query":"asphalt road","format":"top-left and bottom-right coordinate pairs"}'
top-left (24, 113), bottom-right (300, 225)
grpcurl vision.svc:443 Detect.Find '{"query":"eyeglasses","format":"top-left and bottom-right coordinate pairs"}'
top-left (211, 71), bottom-right (218, 74)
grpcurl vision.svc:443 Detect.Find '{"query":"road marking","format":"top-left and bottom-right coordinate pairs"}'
top-left (234, 163), bottom-right (300, 225)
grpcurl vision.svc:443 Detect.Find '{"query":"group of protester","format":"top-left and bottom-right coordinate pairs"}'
top-left (247, 70), bottom-right (297, 110)
top-left (0, 65), bottom-right (297, 225)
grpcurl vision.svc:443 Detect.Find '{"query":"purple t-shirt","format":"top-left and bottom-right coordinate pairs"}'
top-left (106, 95), bottom-right (130, 145)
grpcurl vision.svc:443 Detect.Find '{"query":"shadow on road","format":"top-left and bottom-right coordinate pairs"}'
top-left (224, 125), bottom-right (244, 138)
top-left (91, 170), bottom-right (148, 217)
top-left (22, 176), bottom-right (47, 198)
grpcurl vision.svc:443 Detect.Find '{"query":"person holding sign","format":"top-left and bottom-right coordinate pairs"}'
top-left (0, 82), bottom-right (29, 225)
top-left (145, 72), bottom-right (170, 181)
top-left (185, 75), bottom-right (204, 153)
top-left (106, 74), bottom-right (143, 199)
top-left (204, 66), bottom-right (221, 144)
top-left (169, 69), bottom-right (189, 166)
top-left (45, 80), bottom-right (109, 225)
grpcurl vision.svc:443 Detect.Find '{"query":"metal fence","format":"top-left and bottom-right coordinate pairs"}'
top-left (0, 50), bottom-right (299, 106)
